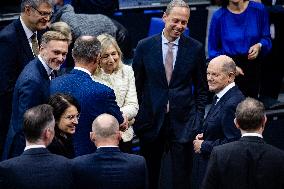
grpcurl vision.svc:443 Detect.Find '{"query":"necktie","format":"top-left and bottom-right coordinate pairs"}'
top-left (206, 95), bottom-right (219, 118)
top-left (31, 33), bottom-right (39, 56)
top-left (50, 70), bottom-right (56, 80)
top-left (165, 42), bottom-right (174, 84)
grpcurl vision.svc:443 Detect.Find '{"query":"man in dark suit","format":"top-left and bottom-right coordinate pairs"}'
top-left (50, 36), bottom-right (127, 156)
top-left (72, 113), bottom-right (148, 189)
top-left (2, 31), bottom-right (69, 160)
top-left (132, 0), bottom-right (208, 188)
top-left (0, 104), bottom-right (73, 189)
top-left (201, 98), bottom-right (284, 189)
top-left (192, 55), bottom-right (245, 189)
top-left (0, 0), bottom-right (53, 156)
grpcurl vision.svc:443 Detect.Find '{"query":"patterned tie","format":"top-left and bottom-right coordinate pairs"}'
top-left (31, 33), bottom-right (39, 56)
top-left (50, 70), bottom-right (56, 80)
top-left (165, 42), bottom-right (174, 84)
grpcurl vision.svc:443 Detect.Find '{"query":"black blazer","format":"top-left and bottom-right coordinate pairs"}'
top-left (0, 148), bottom-right (73, 189)
top-left (202, 136), bottom-right (284, 189)
top-left (0, 18), bottom-right (35, 154)
top-left (133, 34), bottom-right (208, 144)
top-left (201, 86), bottom-right (245, 157)
top-left (72, 147), bottom-right (148, 189)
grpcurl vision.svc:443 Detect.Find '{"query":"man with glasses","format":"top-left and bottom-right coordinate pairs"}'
top-left (0, 0), bottom-right (53, 157)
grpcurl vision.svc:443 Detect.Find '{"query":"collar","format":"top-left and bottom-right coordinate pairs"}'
top-left (38, 55), bottom-right (53, 76)
top-left (74, 67), bottom-right (92, 77)
top-left (242, 133), bottom-right (263, 138)
top-left (20, 16), bottom-right (35, 40)
top-left (97, 145), bottom-right (119, 149)
top-left (161, 29), bottom-right (180, 46)
top-left (24, 144), bottom-right (46, 151)
top-left (216, 82), bottom-right (235, 101)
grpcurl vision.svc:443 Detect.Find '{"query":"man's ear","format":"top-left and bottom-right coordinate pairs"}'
top-left (262, 115), bottom-right (267, 128)
top-left (90, 131), bottom-right (96, 142)
top-left (234, 118), bottom-right (240, 129)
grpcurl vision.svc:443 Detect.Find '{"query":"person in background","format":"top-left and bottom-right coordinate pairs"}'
top-left (208, 0), bottom-right (272, 98)
top-left (2, 31), bottom-right (69, 160)
top-left (201, 98), bottom-right (284, 189)
top-left (0, 104), bottom-right (73, 189)
top-left (50, 35), bottom-right (127, 156)
top-left (192, 55), bottom-right (244, 189)
top-left (72, 113), bottom-right (148, 189)
top-left (132, 0), bottom-right (208, 188)
top-left (48, 93), bottom-right (80, 158)
top-left (0, 0), bottom-right (53, 157)
top-left (93, 34), bottom-right (138, 153)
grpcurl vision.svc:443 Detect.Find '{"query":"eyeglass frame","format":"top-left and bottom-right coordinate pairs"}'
top-left (30, 6), bottom-right (53, 17)
top-left (63, 114), bottom-right (80, 121)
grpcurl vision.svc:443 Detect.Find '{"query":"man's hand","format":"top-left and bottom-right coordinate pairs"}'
top-left (119, 115), bottom-right (129, 132)
top-left (193, 138), bottom-right (204, 154)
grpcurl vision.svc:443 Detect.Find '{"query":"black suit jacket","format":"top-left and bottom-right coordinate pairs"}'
top-left (133, 34), bottom-right (208, 144)
top-left (72, 147), bottom-right (148, 189)
top-left (201, 136), bottom-right (284, 189)
top-left (201, 86), bottom-right (245, 157)
top-left (0, 18), bottom-right (35, 154)
top-left (0, 148), bottom-right (73, 189)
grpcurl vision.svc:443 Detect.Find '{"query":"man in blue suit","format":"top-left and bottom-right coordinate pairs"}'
top-left (192, 55), bottom-right (245, 188)
top-left (2, 31), bottom-right (69, 160)
top-left (50, 36), bottom-right (126, 156)
top-left (0, 0), bottom-right (53, 156)
top-left (72, 113), bottom-right (148, 189)
top-left (202, 98), bottom-right (284, 189)
top-left (0, 104), bottom-right (73, 189)
top-left (132, 1), bottom-right (208, 188)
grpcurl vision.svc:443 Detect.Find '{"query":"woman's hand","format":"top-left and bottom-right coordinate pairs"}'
top-left (248, 43), bottom-right (261, 60)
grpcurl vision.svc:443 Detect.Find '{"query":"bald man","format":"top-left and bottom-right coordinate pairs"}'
top-left (192, 55), bottom-right (245, 189)
top-left (72, 114), bottom-right (148, 189)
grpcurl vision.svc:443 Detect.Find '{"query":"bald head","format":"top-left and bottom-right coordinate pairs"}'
top-left (92, 114), bottom-right (119, 139)
top-left (207, 55), bottom-right (236, 93)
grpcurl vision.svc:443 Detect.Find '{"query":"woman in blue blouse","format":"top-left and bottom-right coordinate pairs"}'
top-left (208, 0), bottom-right (272, 98)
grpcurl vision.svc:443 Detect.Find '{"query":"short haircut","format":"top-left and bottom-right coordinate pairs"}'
top-left (235, 98), bottom-right (265, 131)
top-left (97, 33), bottom-right (122, 72)
top-left (72, 36), bottom-right (101, 63)
top-left (220, 0), bottom-right (248, 7)
top-left (211, 55), bottom-right (236, 75)
top-left (165, 0), bottom-right (189, 15)
top-left (49, 21), bottom-right (72, 44)
top-left (92, 114), bottom-right (119, 139)
top-left (23, 104), bottom-right (54, 143)
top-left (21, 0), bottom-right (54, 12)
top-left (48, 93), bottom-right (80, 126)
top-left (40, 31), bottom-right (69, 47)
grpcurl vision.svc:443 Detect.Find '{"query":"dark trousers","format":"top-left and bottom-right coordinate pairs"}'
top-left (139, 114), bottom-right (193, 189)
top-left (233, 56), bottom-right (261, 98)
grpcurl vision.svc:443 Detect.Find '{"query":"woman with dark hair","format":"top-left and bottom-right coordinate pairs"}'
top-left (208, 0), bottom-right (271, 98)
top-left (48, 93), bottom-right (80, 158)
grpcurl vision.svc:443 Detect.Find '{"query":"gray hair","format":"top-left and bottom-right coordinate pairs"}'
top-left (235, 98), bottom-right (265, 131)
top-left (21, 0), bottom-right (54, 12)
top-left (92, 114), bottom-right (119, 139)
top-left (209, 55), bottom-right (236, 75)
top-left (72, 36), bottom-right (101, 63)
top-left (23, 104), bottom-right (54, 143)
top-left (165, 0), bottom-right (189, 15)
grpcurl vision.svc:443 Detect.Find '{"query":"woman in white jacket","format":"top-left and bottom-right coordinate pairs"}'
top-left (93, 34), bottom-right (138, 153)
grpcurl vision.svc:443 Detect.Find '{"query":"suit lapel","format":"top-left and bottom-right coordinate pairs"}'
top-left (150, 35), bottom-right (168, 86)
top-left (14, 19), bottom-right (34, 63)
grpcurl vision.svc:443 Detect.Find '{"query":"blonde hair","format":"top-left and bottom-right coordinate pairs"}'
top-left (50, 21), bottom-right (72, 45)
top-left (96, 33), bottom-right (123, 73)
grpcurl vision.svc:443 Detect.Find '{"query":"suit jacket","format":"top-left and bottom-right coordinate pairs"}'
top-left (2, 58), bottom-right (50, 160)
top-left (50, 69), bottom-right (124, 156)
top-left (0, 148), bottom-right (73, 189)
top-left (72, 147), bottom-right (148, 189)
top-left (201, 136), bottom-right (284, 189)
top-left (132, 34), bottom-right (208, 143)
top-left (0, 18), bottom-right (35, 154)
top-left (201, 86), bottom-right (245, 157)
